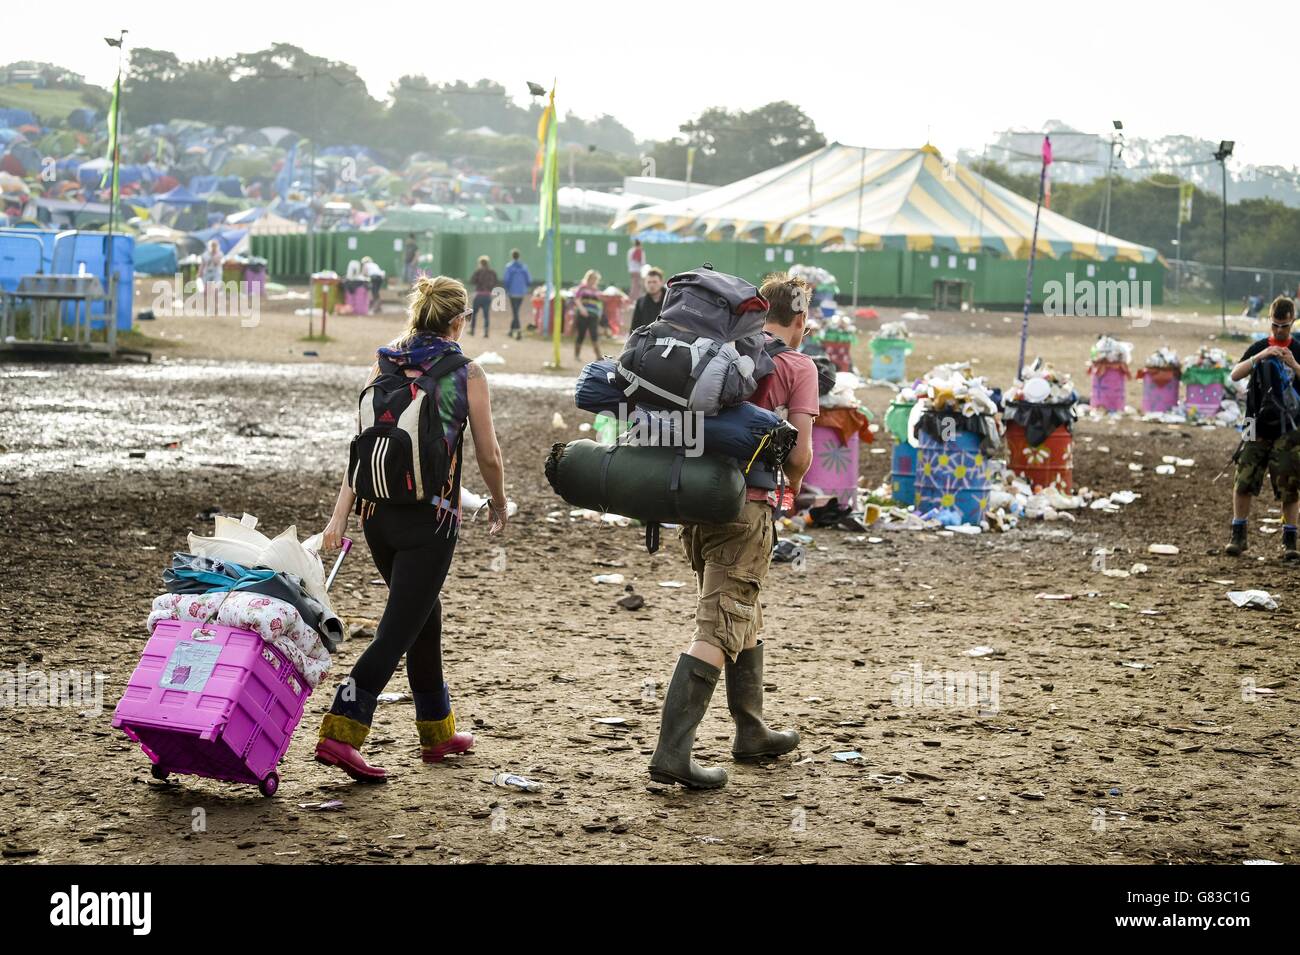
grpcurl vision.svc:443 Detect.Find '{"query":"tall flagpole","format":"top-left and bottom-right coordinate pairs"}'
top-left (104, 29), bottom-right (127, 335)
top-left (1016, 135), bottom-right (1051, 378)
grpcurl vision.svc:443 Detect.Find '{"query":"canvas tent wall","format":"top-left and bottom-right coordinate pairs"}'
top-left (613, 143), bottom-right (1161, 264)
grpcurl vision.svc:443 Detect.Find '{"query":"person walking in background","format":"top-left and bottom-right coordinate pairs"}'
top-left (403, 233), bottom-right (420, 285)
top-left (316, 275), bottom-right (509, 782)
top-left (630, 267), bottom-right (666, 332)
top-left (200, 239), bottom-right (223, 314)
top-left (627, 239), bottom-right (645, 299)
top-left (572, 269), bottom-right (604, 362)
top-left (469, 255), bottom-right (499, 338)
top-left (362, 256), bottom-right (385, 314)
top-left (1225, 295), bottom-right (1300, 559)
top-left (502, 249), bottom-right (532, 341)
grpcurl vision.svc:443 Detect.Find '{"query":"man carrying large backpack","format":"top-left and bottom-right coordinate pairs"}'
top-left (1226, 296), bottom-right (1300, 559)
top-left (647, 272), bottom-right (817, 789)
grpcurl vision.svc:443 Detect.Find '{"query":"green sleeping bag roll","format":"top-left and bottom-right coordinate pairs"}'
top-left (546, 439), bottom-right (746, 525)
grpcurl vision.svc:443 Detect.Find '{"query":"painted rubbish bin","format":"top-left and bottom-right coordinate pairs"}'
top-left (1137, 366), bottom-right (1181, 413)
top-left (1182, 353), bottom-right (1230, 418)
top-left (870, 337), bottom-right (914, 383)
top-left (1087, 361), bottom-right (1129, 412)
top-left (916, 414), bottom-right (992, 525)
top-left (885, 397), bottom-right (918, 506)
top-left (1003, 400), bottom-right (1076, 492)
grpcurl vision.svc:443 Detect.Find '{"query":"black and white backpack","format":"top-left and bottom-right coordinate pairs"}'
top-left (348, 351), bottom-right (471, 505)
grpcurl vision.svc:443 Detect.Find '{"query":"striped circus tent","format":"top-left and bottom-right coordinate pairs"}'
top-left (612, 143), bottom-right (1159, 263)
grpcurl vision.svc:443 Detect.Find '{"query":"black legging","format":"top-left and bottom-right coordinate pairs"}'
top-left (348, 503), bottom-right (457, 697)
top-left (509, 296), bottom-right (524, 333)
top-left (471, 293), bottom-right (492, 336)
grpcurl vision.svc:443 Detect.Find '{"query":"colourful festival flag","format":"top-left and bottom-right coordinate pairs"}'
top-left (100, 75), bottom-right (121, 201)
top-left (1178, 181), bottom-right (1194, 224)
top-left (535, 86), bottom-right (558, 243)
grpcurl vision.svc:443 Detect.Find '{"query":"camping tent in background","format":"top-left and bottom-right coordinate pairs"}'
top-left (133, 240), bottom-right (178, 276)
top-left (613, 143), bottom-right (1160, 263)
top-left (67, 108), bottom-right (99, 131)
top-left (258, 127), bottom-right (296, 147)
top-left (0, 109), bottom-right (38, 128)
top-left (247, 210), bottom-right (306, 235)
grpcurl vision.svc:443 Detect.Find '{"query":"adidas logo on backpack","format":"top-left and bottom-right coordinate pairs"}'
top-left (348, 351), bottom-right (470, 505)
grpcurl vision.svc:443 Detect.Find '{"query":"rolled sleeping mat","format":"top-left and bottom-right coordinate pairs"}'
top-left (545, 439), bottom-right (745, 526)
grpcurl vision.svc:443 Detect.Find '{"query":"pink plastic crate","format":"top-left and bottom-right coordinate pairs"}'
top-left (112, 619), bottom-right (313, 797)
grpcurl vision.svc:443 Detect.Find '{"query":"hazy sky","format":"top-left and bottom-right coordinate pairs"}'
top-left (21, 0), bottom-right (1291, 169)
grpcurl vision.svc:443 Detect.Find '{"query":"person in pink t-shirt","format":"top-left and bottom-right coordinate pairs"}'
top-left (648, 272), bottom-right (815, 791)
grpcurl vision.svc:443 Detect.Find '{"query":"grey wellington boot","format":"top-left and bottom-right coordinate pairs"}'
top-left (726, 641), bottom-right (800, 761)
top-left (648, 654), bottom-right (728, 789)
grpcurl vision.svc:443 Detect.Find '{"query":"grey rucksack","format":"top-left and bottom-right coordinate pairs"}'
top-left (614, 265), bottom-right (773, 415)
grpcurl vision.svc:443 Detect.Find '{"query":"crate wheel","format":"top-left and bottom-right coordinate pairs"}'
top-left (150, 765), bottom-right (170, 781)
top-left (259, 772), bottom-right (280, 797)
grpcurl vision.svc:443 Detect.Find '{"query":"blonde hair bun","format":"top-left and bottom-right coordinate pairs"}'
top-left (404, 276), bottom-right (469, 339)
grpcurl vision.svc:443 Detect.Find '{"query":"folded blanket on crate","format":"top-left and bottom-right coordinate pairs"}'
top-left (147, 592), bottom-right (331, 688)
top-left (163, 553), bottom-right (344, 652)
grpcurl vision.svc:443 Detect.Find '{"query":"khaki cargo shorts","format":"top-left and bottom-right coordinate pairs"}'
top-left (1235, 432), bottom-right (1300, 502)
top-left (680, 500), bottom-right (773, 663)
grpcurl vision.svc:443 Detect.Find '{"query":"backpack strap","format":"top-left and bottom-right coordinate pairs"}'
top-left (419, 351), bottom-right (473, 384)
top-left (763, 335), bottom-right (792, 358)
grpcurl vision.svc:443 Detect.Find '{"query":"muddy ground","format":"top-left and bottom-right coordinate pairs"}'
top-left (0, 299), bottom-right (1296, 864)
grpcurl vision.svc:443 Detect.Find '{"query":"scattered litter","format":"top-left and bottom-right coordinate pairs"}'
top-left (592, 573), bottom-right (626, 585)
top-left (1155, 464), bottom-right (1176, 475)
top-left (490, 772), bottom-right (543, 792)
top-left (833, 751), bottom-right (864, 762)
top-left (658, 580), bottom-right (685, 588)
top-left (377, 691), bottom-right (411, 704)
top-left (1227, 590), bottom-right (1278, 610)
top-left (551, 412), bottom-right (566, 429)
top-left (1036, 593), bottom-right (1074, 600)
top-left (1147, 543), bottom-right (1179, 555)
top-left (298, 800), bottom-right (345, 811)
top-left (965, 646), bottom-right (997, 658)
top-left (476, 351), bottom-right (506, 366)
top-left (1109, 601), bottom-right (1130, 609)
top-left (1119, 661), bottom-right (1154, 670)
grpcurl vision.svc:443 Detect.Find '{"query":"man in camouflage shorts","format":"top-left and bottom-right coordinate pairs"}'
top-left (648, 274), bottom-right (817, 790)
top-left (1227, 296), bottom-right (1300, 559)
